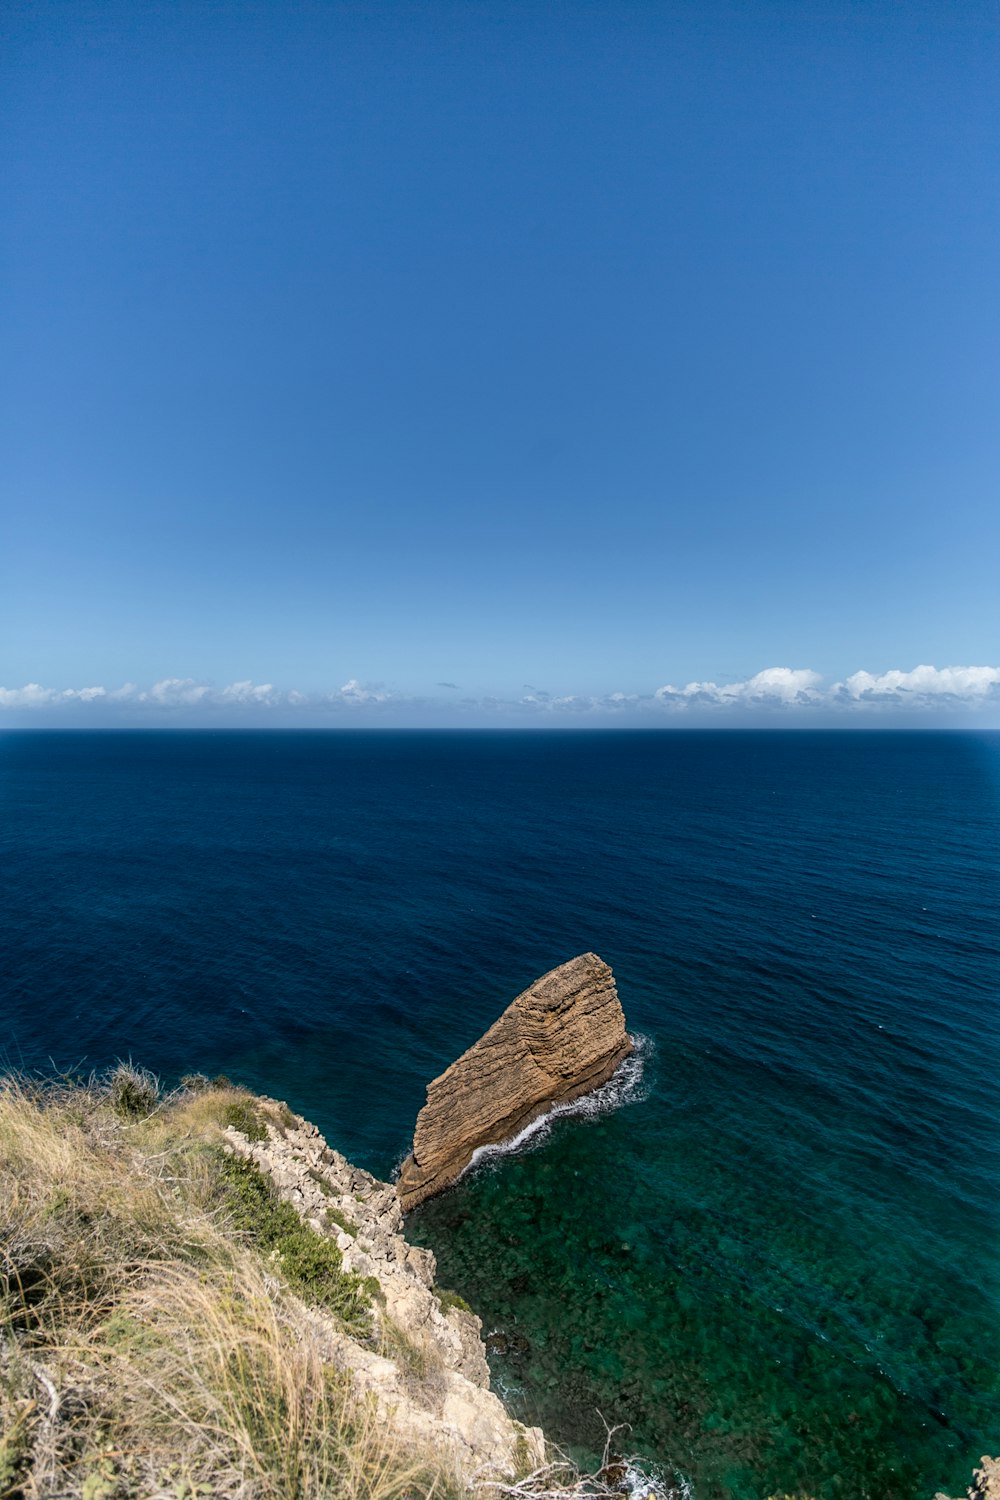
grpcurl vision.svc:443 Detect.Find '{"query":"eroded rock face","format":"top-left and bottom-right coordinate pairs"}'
top-left (397, 952), bottom-right (632, 1212)
top-left (225, 1103), bottom-right (546, 1482)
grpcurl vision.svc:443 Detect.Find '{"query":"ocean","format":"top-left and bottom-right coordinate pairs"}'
top-left (2, 728), bottom-right (998, 1498)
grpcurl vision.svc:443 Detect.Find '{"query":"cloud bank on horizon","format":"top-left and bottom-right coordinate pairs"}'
top-left (2, 665), bottom-right (1000, 725)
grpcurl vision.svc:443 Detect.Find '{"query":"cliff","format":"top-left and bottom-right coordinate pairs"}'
top-left (0, 1070), bottom-right (545, 1499)
top-left (3, 1068), bottom-right (994, 1500)
top-left (398, 952), bottom-right (632, 1211)
top-left (224, 1094), bottom-right (545, 1480)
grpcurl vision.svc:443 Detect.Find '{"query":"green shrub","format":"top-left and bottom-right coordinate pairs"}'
top-left (434, 1285), bottom-right (472, 1317)
top-left (216, 1152), bottom-right (372, 1333)
top-left (270, 1101), bottom-right (297, 1131)
top-left (102, 1309), bottom-right (166, 1359)
top-left (220, 1097), bottom-right (268, 1142)
top-left (276, 1230), bottom-right (353, 1299)
top-left (306, 1166), bottom-right (333, 1197)
top-left (361, 1274), bottom-right (384, 1305)
top-left (217, 1151), bottom-right (299, 1240)
top-left (106, 1063), bottom-right (159, 1120)
top-left (324, 1204), bottom-right (358, 1238)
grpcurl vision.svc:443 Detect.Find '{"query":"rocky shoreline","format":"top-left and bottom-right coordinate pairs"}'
top-left (225, 1096), bottom-right (547, 1484)
top-left (3, 1063), bottom-right (997, 1500)
top-left (225, 1095), bottom-right (1000, 1500)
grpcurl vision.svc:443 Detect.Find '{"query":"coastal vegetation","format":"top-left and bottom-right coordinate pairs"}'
top-left (6, 1065), bottom-right (987, 1500)
top-left (0, 1068), bottom-right (664, 1500)
top-left (434, 1287), bottom-right (473, 1318)
top-left (0, 1069), bottom-right (440, 1499)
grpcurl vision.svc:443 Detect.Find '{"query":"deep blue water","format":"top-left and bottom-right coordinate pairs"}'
top-left (2, 729), bottom-right (999, 1498)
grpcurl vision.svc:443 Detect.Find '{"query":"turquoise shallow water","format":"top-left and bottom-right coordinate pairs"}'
top-left (2, 729), bottom-right (999, 1497)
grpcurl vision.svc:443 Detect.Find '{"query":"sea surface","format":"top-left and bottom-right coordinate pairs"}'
top-left (2, 729), bottom-right (999, 1498)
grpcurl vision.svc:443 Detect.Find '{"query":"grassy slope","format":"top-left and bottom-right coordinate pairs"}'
top-left (1, 1069), bottom-right (851, 1500)
top-left (0, 1071), bottom-right (459, 1500)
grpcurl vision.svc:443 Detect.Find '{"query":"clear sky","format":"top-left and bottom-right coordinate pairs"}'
top-left (2, 0), bottom-right (998, 725)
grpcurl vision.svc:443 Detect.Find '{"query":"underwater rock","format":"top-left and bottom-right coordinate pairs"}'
top-left (397, 952), bottom-right (632, 1211)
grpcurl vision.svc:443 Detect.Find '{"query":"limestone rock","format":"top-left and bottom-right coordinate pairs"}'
top-left (971, 1458), bottom-right (1000, 1500)
top-left (397, 952), bottom-right (632, 1212)
top-left (935, 1458), bottom-right (1000, 1500)
top-left (224, 1100), bottom-right (545, 1483)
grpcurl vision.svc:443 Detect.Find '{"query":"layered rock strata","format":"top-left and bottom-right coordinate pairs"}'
top-left (225, 1102), bottom-right (545, 1484)
top-left (397, 951), bottom-right (632, 1212)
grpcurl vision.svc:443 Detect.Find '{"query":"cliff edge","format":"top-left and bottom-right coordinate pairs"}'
top-left (224, 1096), bottom-right (546, 1482)
top-left (0, 1071), bottom-right (545, 1499)
top-left (397, 952), bottom-right (632, 1212)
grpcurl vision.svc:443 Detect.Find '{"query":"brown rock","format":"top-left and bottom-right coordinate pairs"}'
top-left (397, 952), bottom-right (632, 1211)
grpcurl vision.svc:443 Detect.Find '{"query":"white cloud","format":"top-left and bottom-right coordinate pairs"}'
top-left (336, 679), bottom-right (391, 704)
top-left (220, 680), bottom-right (277, 705)
top-left (143, 678), bottom-right (211, 706)
top-left (1, 665), bottom-right (998, 719)
top-left (0, 677), bottom-right (280, 712)
top-left (834, 664), bottom-right (1000, 704)
top-left (0, 683), bottom-right (107, 707)
top-left (0, 683), bottom-right (59, 708)
top-left (654, 667), bottom-right (823, 709)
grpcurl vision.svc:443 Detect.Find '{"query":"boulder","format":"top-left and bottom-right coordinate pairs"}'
top-left (397, 952), bottom-right (631, 1211)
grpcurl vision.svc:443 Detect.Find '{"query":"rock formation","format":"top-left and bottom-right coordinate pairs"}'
top-left (226, 1101), bottom-right (545, 1482)
top-left (397, 952), bottom-right (632, 1212)
top-left (970, 1459), bottom-right (1000, 1500)
top-left (936, 1457), bottom-right (1000, 1500)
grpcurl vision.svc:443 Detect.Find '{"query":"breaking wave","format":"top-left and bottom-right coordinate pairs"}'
top-left (461, 1032), bottom-right (652, 1178)
top-left (620, 1459), bottom-right (694, 1500)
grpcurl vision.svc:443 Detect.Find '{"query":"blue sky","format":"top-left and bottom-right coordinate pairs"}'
top-left (2, 0), bottom-right (998, 725)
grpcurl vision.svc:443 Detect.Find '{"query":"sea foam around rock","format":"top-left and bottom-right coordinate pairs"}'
top-left (462, 1031), bottom-right (652, 1178)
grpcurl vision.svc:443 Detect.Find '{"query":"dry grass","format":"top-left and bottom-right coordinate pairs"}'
top-left (379, 1317), bottom-right (448, 1410)
top-left (0, 1073), bottom-right (644, 1500)
top-left (0, 1074), bottom-right (461, 1500)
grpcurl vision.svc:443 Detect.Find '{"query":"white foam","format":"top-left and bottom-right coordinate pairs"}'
top-left (620, 1464), bottom-right (692, 1500)
top-left (460, 1032), bottom-right (652, 1179)
top-left (620, 1461), bottom-right (694, 1500)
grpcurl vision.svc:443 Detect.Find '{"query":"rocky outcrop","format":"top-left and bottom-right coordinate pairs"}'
top-left (936, 1457), bottom-right (1000, 1500)
top-left (397, 952), bottom-right (632, 1212)
top-left (225, 1102), bottom-right (545, 1484)
top-left (971, 1459), bottom-right (1000, 1500)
